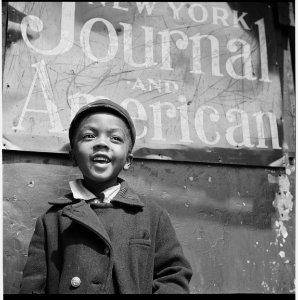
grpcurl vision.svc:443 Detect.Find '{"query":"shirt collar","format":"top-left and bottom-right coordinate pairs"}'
top-left (69, 179), bottom-right (121, 204)
top-left (49, 178), bottom-right (144, 208)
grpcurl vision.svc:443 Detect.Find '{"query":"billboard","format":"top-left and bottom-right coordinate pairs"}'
top-left (3, 2), bottom-right (284, 166)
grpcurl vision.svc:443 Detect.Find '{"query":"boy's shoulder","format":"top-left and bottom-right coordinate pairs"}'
top-left (41, 192), bottom-right (78, 216)
top-left (40, 179), bottom-right (167, 218)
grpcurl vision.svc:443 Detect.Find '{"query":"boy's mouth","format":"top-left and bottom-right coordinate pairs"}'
top-left (92, 154), bottom-right (111, 164)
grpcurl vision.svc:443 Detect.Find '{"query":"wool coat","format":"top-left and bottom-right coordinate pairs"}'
top-left (20, 179), bottom-right (192, 294)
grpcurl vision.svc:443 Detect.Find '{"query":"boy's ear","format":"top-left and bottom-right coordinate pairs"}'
top-left (123, 153), bottom-right (133, 171)
top-left (69, 149), bottom-right (77, 167)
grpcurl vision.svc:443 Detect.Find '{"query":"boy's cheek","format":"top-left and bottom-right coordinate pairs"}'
top-left (70, 148), bottom-right (87, 167)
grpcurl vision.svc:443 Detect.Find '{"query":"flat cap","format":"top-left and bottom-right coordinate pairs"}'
top-left (69, 99), bottom-right (136, 148)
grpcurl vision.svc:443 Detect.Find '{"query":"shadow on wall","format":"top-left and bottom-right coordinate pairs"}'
top-left (127, 159), bottom-right (279, 230)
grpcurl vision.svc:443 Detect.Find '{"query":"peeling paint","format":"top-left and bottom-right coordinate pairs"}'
top-left (268, 174), bottom-right (293, 246)
top-left (275, 221), bottom-right (289, 240)
top-left (6, 195), bottom-right (18, 202)
top-left (261, 281), bottom-right (270, 292)
top-left (27, 180), bottom-right (34, 187)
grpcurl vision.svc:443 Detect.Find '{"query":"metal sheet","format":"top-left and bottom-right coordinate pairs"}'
top-left (3, 151), bottom-right (295, 293)
top-left (3, 2), bottom-right (284, 166)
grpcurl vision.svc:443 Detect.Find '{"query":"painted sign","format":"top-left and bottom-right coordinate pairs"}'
top-left (3, 2), bottom-right (284, 166)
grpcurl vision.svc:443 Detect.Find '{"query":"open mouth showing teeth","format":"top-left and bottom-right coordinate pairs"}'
top-left (93, 156), bottom-right (111, 164)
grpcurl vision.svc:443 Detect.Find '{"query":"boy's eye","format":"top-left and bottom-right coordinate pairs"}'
top-left (111, 136), bottom-right (123, 142)
top-left (82, 134), bottom-right (95, 140)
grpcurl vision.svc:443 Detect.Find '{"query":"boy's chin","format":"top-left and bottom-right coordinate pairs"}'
top-left (83, 174), bottom-right (119, 185)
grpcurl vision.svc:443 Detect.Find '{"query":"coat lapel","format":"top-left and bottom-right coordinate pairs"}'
top-left (61, 200), bottom-right (112, 247)
top-left (51, 179), bottom-right (143, 248)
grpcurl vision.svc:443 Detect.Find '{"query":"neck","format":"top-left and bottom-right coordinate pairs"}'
top-left (82, 178), bottom-right (118, 196)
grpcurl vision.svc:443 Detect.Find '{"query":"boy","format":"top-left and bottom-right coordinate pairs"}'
top-left (20, 99), bottom-right (192, 294)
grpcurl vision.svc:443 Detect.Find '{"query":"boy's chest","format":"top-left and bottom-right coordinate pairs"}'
top-left (55, 206), bottom-right (154, 280)
top-left (46, 205), bottom-right (158, 293)
top-left (58, 205), bottom-right (153, 249)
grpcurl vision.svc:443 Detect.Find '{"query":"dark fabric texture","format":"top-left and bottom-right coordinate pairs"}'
top-left (20, 179), bottom-right (192, 294)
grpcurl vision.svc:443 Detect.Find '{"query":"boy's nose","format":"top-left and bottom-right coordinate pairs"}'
top-left (93, 137), bottom-right (109, 149)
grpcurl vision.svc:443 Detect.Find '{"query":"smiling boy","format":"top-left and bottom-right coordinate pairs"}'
top-left (20, 99), bottom-right (192, 294)
top-left (69, 109), bottom-right (133, 196)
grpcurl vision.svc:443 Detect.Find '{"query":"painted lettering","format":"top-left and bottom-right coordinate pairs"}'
top-left (190, 33), bottom-right (223, 77)
top-left (253, 112), bottom-right (282, 149)
top-left (113, 2), bottom-right (129, 11)
top-left (19, 3), bottom-right (270, 82)
top-left (121, 98), bottom-right (148, 139)
top-left (135, 2), bottom-right (157, 15)
top-left (158, 29), bottom-right (188, 70)
top-left (120, 23), bottom-right (157, 68)
top-left (188, 3), bottom-right (208, 23)
top-left (177, 95), bottom-right (193, 143)
top-left (225, 109), bottom-right (254, 147)
top-left (233, 10), bottom-right (250, 30)
top-left (195, 105), bottom-right (220, 145)
top-left (255, 18), bottom-right (272, 82)
top-left (150, 101), bottom-right (176, 141)
top-left (168, 2), bottom-right (185, 20)
top-left (12, 60), bottom-right (64, 133)
top-left (212, 7), bottom-right (229, 26)
top-left (226, 38), bottom-right (257, 80)
top-left (81, 18), bottom-right (118, 62)
top-left (132, 78), bottom-right (146, 91)
top-left (21, 2), bottom-right (75, 55)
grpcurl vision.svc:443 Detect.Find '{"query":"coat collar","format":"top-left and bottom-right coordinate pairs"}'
top-left (48, 179), bottom-right (144, 250)
top-left (61, 200), bottom-right (112, 247)
top-left (48, 178), bottom-right (144, 208)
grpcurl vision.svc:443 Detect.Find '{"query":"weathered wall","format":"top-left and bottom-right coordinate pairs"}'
top-left (3, 150), bottom-right (295, 293)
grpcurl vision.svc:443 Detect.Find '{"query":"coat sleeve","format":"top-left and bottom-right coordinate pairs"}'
top-left (19, 217), bottom-right (47, 294)
top-left (152, 210), bottom-right (192, 294)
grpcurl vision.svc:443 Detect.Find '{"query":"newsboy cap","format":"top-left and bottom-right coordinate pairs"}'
top-left (69, 99), bottom-right (136, 148)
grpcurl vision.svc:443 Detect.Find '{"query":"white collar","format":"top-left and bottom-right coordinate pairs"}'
top-left (69, 179), bottom-right (121, 204)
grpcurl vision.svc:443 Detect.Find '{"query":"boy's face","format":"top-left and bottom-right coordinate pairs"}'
top-left (70, 111), bottom-right (133, 189)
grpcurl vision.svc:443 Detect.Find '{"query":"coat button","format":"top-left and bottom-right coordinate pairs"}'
top-left (71, 277), bottom-right (81, 288)
top-left (104, 247), bottom-right (110, 255)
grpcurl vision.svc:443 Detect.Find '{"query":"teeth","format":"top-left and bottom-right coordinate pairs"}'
top-left (93, 156), bottom-right (110, 163)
